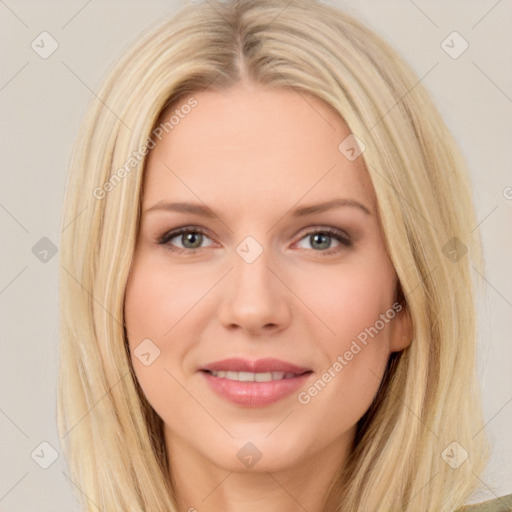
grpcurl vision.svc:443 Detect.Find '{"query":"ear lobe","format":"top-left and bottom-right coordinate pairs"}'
top-left (390, 303), bottom-right (413, 353)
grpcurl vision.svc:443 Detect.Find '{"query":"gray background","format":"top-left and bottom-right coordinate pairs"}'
top-left (0, 1), bottom-right (511, 510)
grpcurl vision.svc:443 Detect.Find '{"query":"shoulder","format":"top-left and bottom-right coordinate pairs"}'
top-left (455, 494), bottom-right (512, 512)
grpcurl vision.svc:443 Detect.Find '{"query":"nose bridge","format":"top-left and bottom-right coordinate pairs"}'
top-left (217, 234), bottom-right (291, 333)
top-left (233, 239), bottom-right (274, 293)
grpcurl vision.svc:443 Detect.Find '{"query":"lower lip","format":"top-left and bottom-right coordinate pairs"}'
top-left (201, 371), bottom-right (312, 407)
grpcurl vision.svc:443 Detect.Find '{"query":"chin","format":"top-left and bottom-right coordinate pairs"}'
top-left (208, 430), bottom-right (312, 473)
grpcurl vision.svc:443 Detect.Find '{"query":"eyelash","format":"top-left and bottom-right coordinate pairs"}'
top-left (156, 226), bottom-right (353, 256)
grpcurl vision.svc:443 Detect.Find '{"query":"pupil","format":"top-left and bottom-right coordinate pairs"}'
top-left (184, 233), bottom-right (201, 248)
top-left (312, 233), bottom-right (330, 250)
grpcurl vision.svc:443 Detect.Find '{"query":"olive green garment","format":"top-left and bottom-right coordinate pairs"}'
top-left (455, 494), bottom-right (512, 511)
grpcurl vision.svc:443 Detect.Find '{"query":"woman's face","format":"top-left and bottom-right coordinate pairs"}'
top-left (124, 83), bottom-right (411, 474)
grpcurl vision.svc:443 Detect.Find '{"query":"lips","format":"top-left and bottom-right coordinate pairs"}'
top-left (199, 357), bottom-right (313, 407)
top-left (201, 357), bottom-right (311, 374)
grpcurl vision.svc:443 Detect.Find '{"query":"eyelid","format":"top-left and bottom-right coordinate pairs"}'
top-left (296, 226), bottom-right (351, 243)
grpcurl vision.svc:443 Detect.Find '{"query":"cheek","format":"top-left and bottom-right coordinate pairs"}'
top-left (123, 255), bottom-right (188, 393)
top-left (298, 255), bottom-right (396, 353)
top-left (124, 253), bottom-right (204, 342)
top-left (123, 251), bottom-right (226, 412)
top-left (292, 256), bottom-right (397, 421)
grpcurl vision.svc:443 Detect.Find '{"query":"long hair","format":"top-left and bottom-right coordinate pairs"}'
top-left (57, 1), bottom-right (489, 510)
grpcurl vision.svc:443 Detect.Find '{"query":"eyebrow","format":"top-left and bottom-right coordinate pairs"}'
top-left (143, 198), bottom-right (372, 217)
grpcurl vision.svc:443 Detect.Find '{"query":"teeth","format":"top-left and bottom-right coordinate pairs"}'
top-left (208, 370), bottom-right (298, 381)
top-left (238, 371), bottom-right (255, 382)
top-left (255, 372), bottom-right (272, 382)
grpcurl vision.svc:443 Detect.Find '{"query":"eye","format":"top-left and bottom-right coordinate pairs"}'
top-left (157, 227), bottom-right (215, 254)
top-left (295, 227), bottom-right (352, 256)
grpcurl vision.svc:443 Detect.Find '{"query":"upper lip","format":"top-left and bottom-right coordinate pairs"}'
top-left (201, 357), bottom-right (311, 374)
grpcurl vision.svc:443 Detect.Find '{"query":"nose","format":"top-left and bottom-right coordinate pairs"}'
top-left (217, 245), bottom-right (292, 336)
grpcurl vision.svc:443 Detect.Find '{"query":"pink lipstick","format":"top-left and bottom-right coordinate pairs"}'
top-left (200, 357), bottom-right (313, 407)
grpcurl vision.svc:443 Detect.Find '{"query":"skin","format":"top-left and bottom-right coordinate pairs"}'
top-left (124, 82), bottom-right (412, 512)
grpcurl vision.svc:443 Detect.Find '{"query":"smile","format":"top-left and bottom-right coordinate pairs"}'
top-left (199, 358), bottom-right (313, 407)
top-left (205, 370), bottom-right (299, 381)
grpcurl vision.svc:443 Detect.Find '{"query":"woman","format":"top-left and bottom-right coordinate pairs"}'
top-left (57, 0), bottom-right (510, 510)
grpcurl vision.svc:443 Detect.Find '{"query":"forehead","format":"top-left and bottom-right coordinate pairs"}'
top-left (142, 85), bottom-right (375, 216)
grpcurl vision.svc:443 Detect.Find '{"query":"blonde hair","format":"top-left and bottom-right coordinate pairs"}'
top-left (57, 0), bottom-right (489, 510)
